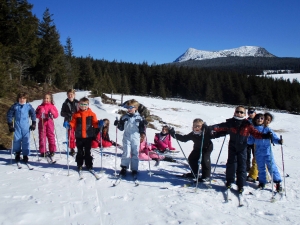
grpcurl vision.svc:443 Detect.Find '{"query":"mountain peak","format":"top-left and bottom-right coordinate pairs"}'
top-left (174, 46), bottom-right (276, 62)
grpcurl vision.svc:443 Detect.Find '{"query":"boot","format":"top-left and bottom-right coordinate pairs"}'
top-left (15, 151), bottom-right (21, 162)
top-left (225, 181), bottom-right (232, 189)
top-left (119, 166), bottom-right (127, 176)
top-left (238, 186), bottom-right (244, 193)
top-left (70, 148), bottom-right (76, 156)
top-left (275, 182), bottom-right (283, 192)
top-left (23, 155), bottom-right (28, 163)
top-left (258, 182), bottom-right (265, 190)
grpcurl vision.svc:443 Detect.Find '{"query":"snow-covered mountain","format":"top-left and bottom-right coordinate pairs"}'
top-left (174, 46), bottom-right (276, 62)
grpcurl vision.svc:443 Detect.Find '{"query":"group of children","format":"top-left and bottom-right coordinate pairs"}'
top-left (7, 92), bottom-right (284, 193)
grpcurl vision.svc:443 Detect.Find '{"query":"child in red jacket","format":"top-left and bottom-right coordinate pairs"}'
top-left (36, 93), bottom-right (59, 156)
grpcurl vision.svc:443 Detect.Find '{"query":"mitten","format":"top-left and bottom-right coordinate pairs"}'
top-left (8, 123), bottom-right (15, 133)
top-left (29, 121), bottom-right (36, 131)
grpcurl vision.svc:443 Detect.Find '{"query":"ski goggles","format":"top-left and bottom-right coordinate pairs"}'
top-left (80, 103), bottom-right (89, 106)
top-left (248, 110), bottom-right (256, 114)
top-left (125, 105), bottom-right (135, 110)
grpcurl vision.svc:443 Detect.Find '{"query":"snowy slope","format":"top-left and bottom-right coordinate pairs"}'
top-left (174, 46), bottom-right (276, 62)
top-left (258, 73), bottom-right (300, 82)
top-left (1, 92), bottom-right (300, 225)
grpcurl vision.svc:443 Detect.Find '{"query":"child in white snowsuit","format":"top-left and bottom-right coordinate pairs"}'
top-left (6, 92), bottom-right (36, 163)
top-left (114, 99), bottom-right (147, 176)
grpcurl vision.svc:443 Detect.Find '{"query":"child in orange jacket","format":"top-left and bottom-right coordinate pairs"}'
top-left (68, 97), bottom-right (98, 170)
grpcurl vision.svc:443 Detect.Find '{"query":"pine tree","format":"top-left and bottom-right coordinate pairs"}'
top-left (34, 8), bottom-right (64, 85)
top-left (64, 37), bottom-right (79, 88)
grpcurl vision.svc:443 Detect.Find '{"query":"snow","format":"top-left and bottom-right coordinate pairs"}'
top-left (257, 73), bottom-right (300, 82)
top-left (1, 91), bottom-right (300, 225)
top-left (174, 46), bottom-right (275, 62)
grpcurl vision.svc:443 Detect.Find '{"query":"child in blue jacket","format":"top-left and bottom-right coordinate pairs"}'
top-left (247, 112), bottom-right (283, 191)
top-left (7, 92), bottom-right (36, 163)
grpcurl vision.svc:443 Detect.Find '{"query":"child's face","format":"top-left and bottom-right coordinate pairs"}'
top-left (255, 115), bottom-right (264, 125)
top-left (193, 122), bottom-right (203, 132)
top-left (264, 115), bottom-right (272, 126)
top-left (79, 101), bottom-right (89, 111)
top-left (162, 127), bottom-right (169, 134)
top-left (67, 92), bottom-right (75, 101)
top-left (234, 107), bottom-right (245, 118)
top-left (140, 133), bottom-right (146, 143)
top-left (43, 95), bottom-right (51, 103)
top-left (18, 97), bottom-right (26, 105)
top-left (127, 105), bottom-right (136, 114)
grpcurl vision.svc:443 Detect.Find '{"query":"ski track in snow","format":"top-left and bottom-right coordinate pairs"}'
top-left (0, 90), bottom-right (300, 225)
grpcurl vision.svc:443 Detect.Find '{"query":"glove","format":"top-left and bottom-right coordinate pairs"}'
top-left (29, 121), bottom-right (36, 131)
top-left (262, 131), bottom-right (273, 139)
top-left (114, 119), bottom-right (119, 126)
top-left (48, 112), bottom-right (53, 119)
top-left (278, 139), bottom-right (283, 145)
top-left (169, 127), bottom-right (176, 138)
top-left (8, 123), bottom-right (15, 133)
top-left (98, 120), bottom-right (104, 128)
top-left (63, 121), bottom-right (70, 129)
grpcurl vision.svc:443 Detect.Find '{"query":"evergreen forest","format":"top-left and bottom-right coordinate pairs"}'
top-left (1, 0), bottom-right (300, 113)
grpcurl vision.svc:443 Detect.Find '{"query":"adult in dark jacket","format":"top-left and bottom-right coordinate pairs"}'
top-left (211, 106), bottom-right (271, 193)
top-left (169, 118), bottom-right (223, 182)
top-left (246, 107), bottom-right (256, 172)
top-left (61, 89), bottom-right (79, 156)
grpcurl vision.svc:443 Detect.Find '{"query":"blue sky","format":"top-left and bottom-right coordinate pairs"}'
top-left (29, 0), bottom-right (300, 64)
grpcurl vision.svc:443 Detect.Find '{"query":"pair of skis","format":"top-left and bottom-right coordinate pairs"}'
top-left (113, 173), bottom-right (139, 187)
top-left (225, 187), bottom-right (245, 207)
top-left (16, 161), bottom-right (34, 170)
top-left (78, 169), bottom-right (102, 180)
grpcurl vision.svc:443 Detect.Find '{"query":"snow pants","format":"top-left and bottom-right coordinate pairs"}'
top-left (256, 149), bottom-right (282, 184)
top-left (226, 145), bottom-right (247, 188)
top-left (76, 138), bottom-right (93, 168)
top-left (188, 142), bottom-right (213, 179)
top-left (121, 136), bottom-right (139, 171)
top-left (13, 124), bottom-right (30, 156)
top-left (38, 119), bottom-right (56, 154)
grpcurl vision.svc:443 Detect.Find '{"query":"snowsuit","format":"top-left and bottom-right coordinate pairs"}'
top-left (36, 103), bottom-right (59, 154)
top-left (212, 118), bottom-right (267, 188)
top-left (139, 139), bottom-right (164, 161)
top-left (7, 102), bottom-right (36, 156)
top-left (117, 112), bottom-right (146, 171)
top-left (247, 125), bottom-right (282, 185)
top-left (152, 132), bottom-right (175, 152)
top-left (175, 124), bottom-right (215, 179)
top-left (60, 98), bottom-right (79, 149)
top-left (69, 108), bottom-right (98, 169)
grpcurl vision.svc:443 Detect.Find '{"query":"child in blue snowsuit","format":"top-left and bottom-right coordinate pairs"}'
top-left (6, 92), bottom-right (36, 163)
top-left (114, 99), bottom-right (146, 176)
top-left (247, 112), bottom-right (283, 191)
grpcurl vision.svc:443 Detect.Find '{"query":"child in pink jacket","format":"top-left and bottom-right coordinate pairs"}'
top-left (152, 125), bottom-right (176, 152)
top-left (36, 93), bottom-right (59, 156)
top-left (139, 132), bottom-right (175, 164)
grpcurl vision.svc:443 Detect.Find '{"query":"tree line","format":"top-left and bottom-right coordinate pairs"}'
top-left (1, 0), bottom-right (300, 113)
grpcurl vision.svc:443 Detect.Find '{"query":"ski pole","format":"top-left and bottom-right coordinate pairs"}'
top-left (66, 128), bottom-right (70, 176)
top-left (269, 138), bottom-right (275, 202)
top-left (174, 135), bottom-right (197, 179)
top-left (280, 135), bottom-right (287, 197)
top-left (211, 135), bottom-right (227, 184)
top-left (114, 116), bottom-right (118, 177)
top-left (195, 128), bottom-right (205, 192)
top-left (145, 137), bottom-right (153, 176)
top-left (10, 120), bottom-right (14, 165)
top-left (31, 130), bottom-right (39, 162)
top-left (98, 120), bottom-right (104, 173)
top-left (42, 112), bottom-right (46, 158)
top-left (53, 120), bottom-right (62, 159)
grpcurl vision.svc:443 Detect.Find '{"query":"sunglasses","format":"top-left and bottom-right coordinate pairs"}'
top-left (235, 110), bottom-right (244, 114)
top-left (193, 125), bottom-right (202, 128)
top-left (80, 103), bottom-right (89, 106)
top-left (126, 106), bottom-right (135, 110)
top-left (257, 117), bottom-right (264, 120)
top-left (248, 110), bottom-right (255, 114)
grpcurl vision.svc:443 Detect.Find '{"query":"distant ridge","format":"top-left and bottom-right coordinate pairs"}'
top-left (174, 46), bottom-right (276, 62)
